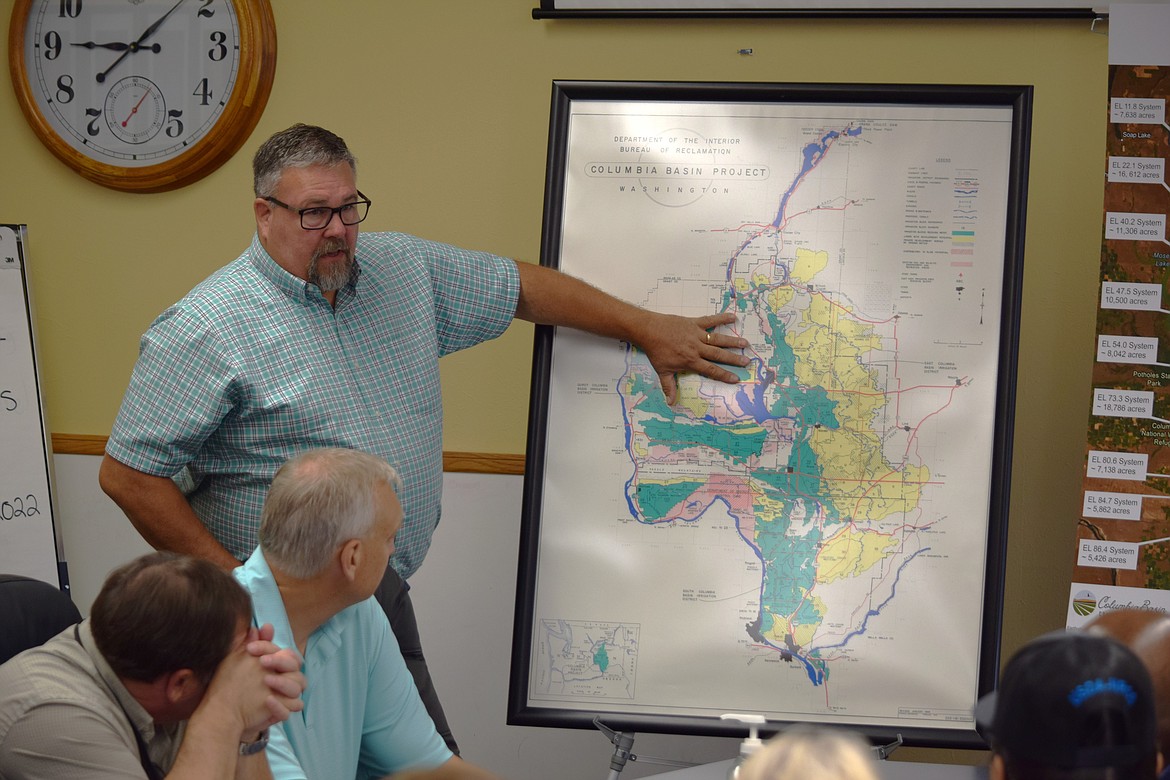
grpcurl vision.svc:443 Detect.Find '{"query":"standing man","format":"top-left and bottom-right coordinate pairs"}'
top-left (0, 552), bottom-right (307, 780)
top-left (98, 123), bottom-right (749, 750)
top-left (236, 447), bottom-right (499, 780)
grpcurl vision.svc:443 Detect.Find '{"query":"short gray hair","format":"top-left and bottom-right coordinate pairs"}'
top-left (259, 448), bottom-right (402, 578)
top-left (737, 726), bottom-right (879, 780)
top-left (252, 124), bottom-right (357, 198)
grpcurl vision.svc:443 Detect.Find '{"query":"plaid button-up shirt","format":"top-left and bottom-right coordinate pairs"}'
top-left (107, 231), bottom-right (519, 578)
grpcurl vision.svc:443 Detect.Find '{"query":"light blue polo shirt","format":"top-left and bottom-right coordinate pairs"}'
top-left (234, 550), bottom-right (452, 780)
top-left (107, 231), bottom-right (519, 577)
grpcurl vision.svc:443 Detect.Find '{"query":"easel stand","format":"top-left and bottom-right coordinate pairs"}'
top-left (594, 717), bottom-right (698, 779)
top-left (595, 715), bottom-right (905, 779)
top-left (875, 734), bottom-right (904, 760)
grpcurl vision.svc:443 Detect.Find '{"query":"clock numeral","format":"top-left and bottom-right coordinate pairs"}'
top-left (166, 109), bottom-right (185, 138)
top-left (192, 78), bottom-right (212, 106)
top-left (85, 108), bottom-right (101, 137)
top-left (197, 0), bottom-right (215, 18)
top-left (58, 0), bottom-right (82, 19)
top-left (208, 31), bottom-right (228, 62)
top-left (55, 74), bottom-right (75, 104)
top-left (43, 31), bottom-right (62, 60)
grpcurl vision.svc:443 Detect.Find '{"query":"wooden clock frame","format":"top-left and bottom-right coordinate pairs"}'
top-left (7, 0), bottom-right (277, 193)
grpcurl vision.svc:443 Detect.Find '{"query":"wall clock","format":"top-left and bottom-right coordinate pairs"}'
top-left (8, 0), bottom-right (277, 193)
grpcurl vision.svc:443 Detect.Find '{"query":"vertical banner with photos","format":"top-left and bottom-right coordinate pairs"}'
top-left (1071, 5), bottom-right (1170, 626)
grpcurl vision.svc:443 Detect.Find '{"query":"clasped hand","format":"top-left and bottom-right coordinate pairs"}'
top-left (210, 623), bottom-right (307, 739)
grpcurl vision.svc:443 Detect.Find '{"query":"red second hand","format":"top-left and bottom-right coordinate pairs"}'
top-left (122, 86), bottom-right (151, 127)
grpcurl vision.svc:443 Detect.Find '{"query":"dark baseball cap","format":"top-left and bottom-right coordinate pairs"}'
top-left (974, 631), bottom-right (1157, 770)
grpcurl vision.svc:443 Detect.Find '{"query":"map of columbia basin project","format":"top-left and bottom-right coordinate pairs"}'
top-left (524, 95), bottom-right (1018, 733)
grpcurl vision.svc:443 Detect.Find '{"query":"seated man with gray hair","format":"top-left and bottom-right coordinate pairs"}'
top-left (234, 447), bottom-right (500, 780)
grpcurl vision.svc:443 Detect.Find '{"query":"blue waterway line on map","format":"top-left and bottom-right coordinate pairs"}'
top-left (771, 125), bottom-right (863, 230)
top-left (822, 546), bottom-right (931, 654)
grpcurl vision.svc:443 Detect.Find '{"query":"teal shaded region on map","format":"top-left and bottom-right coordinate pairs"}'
top-left (617, 123), bottom-right (937, 686)
top-left (593, 642), bottom-right (610, 673)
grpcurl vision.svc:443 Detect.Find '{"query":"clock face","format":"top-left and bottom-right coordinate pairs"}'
top-left (8, 0), bottom-right (276, 191)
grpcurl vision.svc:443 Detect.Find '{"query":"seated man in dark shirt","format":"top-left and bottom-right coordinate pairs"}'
top-left (0, 552), bottom-right (306, 779)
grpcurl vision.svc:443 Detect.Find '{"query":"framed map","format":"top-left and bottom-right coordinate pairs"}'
top-left (509, 81), bottom-right (1031, 748)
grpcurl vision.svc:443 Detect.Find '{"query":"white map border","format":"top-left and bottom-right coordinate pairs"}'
top-left (512, 82), bottom-right (1027, 747)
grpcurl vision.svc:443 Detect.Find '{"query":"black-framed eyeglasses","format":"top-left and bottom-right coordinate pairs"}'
top-left (264, 190), bottom-right (372, 230)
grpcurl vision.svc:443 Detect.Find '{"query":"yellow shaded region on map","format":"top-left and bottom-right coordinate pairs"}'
top-left (816, 526), bottom-right (900, 584)
top-left (809, 423), bottom-right (930, 517)
top-left (754, 491), bottom-right (790, 524)
top-left (791, 248), bottom-right (829, 284)
top-left (675, 379), bottom-right (711, 420)
top-left (791, 605), bottom-right (822, 649)
top-left (760, 593), bottom-right (826, 648)
top-left (766, 285), bottom-right (796, 311)
top-left (786, 265), bottom-right (927, 520)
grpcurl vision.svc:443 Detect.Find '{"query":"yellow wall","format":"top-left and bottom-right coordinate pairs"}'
top-left (2, 1), bottom-right (1105, 663)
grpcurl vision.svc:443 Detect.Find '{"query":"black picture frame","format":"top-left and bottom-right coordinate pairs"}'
top-left (532, 0), bottom-right (1097, 18)
top-left (510, 80), bottom-right (1031, 749)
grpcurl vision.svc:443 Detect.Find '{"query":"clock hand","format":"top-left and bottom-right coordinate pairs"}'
top-left (72, 41), bottom-right (131, 51)
top-left (96, 51), bottom-right (132, 83)
top-left (133, 0), bottom-right (188, 46)
top-left (73, 41), bottom-right (161, 52)
top-left (122, 86), bottom-right (153, 127)
top-left (95, 0), bottom-right (186, 83)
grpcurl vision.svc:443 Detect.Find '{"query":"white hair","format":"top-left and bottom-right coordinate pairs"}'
top-left (259, 448), bottom-right (402, 578)
top-left (737, 726), bottom-right (880, 780)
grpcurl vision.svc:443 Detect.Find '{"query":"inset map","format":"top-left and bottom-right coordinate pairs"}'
top-left (533, 619), bottom-right (639, 700)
